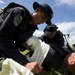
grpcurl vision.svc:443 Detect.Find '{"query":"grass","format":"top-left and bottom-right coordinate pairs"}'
top-left (38, 68), bottom-right (65, 75)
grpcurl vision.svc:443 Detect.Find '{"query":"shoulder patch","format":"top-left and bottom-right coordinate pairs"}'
top-left (14, 14), bottom-right (23, 26)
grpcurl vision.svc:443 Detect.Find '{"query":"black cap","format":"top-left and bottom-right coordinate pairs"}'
top-left (44, 24), bottom-right (58, 35)
top-left (33, 2), bottom-right (53, 25)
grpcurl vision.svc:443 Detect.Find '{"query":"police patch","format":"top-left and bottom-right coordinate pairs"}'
top-left (14, 14), bottom-right (23, 26)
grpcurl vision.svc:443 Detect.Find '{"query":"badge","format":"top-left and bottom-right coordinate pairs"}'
top-left (14, 14), bottom-right (23, 26)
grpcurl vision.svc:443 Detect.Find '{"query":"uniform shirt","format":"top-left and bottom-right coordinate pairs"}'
top-left (0, 3), bottom-right (38, 65)
top-left (39, 30), bottom-right (69, 58)
top-left (40, 31), bottom-right (66, 69)
top-left (39, 30), bottom-right (64, 48)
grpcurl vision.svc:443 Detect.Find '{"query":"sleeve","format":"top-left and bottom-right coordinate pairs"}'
top-left (0, 7), bottom-right (25, 30)
top-left (39, 34), bottom-right (49, 44)
top-left (17, 26), bottom-right (36, 44)
top-left (0, 41), bottom-right (29, 65)
top-left (12, 7), bottom-right (25, 27)
top-left (55, 31), bottom-right (64, 47)
top-left (15, 26), bottom-right (36, 51)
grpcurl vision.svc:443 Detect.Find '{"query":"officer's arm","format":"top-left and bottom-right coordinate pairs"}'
top-left (0, 7), bottom-right (25, 30)
top-left (17, 25), bottom-right (36, 44)
top-left (12, 7), bottom-right (26, 27)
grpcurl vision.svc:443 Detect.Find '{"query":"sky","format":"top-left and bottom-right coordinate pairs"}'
top-left (0, 0), bottom-right (75, 44)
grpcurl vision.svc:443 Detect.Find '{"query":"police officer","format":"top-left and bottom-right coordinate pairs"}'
top-left (0, 2), bottom-right (53, 74)
top-left (39, 24), bottom-right (64, 47)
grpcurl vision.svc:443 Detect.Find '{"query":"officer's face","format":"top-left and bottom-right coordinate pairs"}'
top-left (32, 7), bottom-right (49, 25)
top-left (47, 31), bottom-right (56, 39)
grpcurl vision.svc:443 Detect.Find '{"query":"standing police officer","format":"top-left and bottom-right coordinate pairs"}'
top-left (0, 2), bottom-right (53, 74)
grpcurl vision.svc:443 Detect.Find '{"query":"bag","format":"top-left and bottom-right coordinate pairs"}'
top-left (0, 58), bottom-right (33, 75)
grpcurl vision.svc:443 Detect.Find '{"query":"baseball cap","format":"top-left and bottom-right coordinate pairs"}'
top-left (33, 2), bottom-right (53, 25)
top-left (44, 24), bottom-right (58, 35)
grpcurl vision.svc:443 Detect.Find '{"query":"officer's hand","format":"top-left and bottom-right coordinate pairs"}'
top-left (24, 62), bottom-right (43, 75)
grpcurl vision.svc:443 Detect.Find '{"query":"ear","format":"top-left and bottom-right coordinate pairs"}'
top-left (69, 60), bottom-right (75, 65)
top-left (35, 7), bottom-right (41, 12)
top-left (68, 53), bottom-right (75, 65)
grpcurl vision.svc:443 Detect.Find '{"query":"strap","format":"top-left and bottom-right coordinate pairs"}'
top-left (0, 57), bottom-right (4, 71)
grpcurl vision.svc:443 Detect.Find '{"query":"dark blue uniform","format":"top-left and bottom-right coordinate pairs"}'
top-left (40, 30), bottom-right (64, 47)
top-left (0, 2), bottom-right (38, 65)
